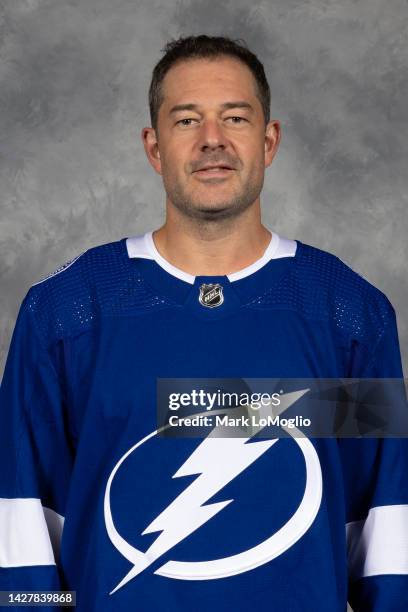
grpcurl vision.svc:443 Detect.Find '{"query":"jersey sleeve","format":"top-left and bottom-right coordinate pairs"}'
top-left (0, 288), bottom-right (74, 594)
top-left (339, 301), bottom-right (408, 611)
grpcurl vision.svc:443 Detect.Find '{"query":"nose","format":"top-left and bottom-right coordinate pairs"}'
top-left (198, 118), bottom-right (228, 152)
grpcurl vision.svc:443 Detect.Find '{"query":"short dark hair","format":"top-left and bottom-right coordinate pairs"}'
top-left (148, 34), bottom-right (271, 133)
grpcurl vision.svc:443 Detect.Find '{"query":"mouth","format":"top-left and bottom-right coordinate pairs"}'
top-left (193, 166), bottom-right (235, 178)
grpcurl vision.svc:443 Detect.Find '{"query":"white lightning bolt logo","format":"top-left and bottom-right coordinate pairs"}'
top-left (104, 389), bottom-right (322, 594)
top-left (112, 435), bottom-right (276, 593)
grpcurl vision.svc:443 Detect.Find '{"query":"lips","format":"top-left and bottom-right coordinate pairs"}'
top-left (193, 162), bottom-right (235, 173)
top-left (193, 166), bottom-right (235, 180)
top-left (193, 167), bottom-right (234, 179)
top-left (197, 165), bottom-right (233, 171)
top-left (196, 167), bottom-right (232, 173)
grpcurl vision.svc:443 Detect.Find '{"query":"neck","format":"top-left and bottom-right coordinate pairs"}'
top-left (152, 203), bottom-right (272, 277)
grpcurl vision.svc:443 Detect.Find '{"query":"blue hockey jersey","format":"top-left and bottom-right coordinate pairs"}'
top-left (0, 229), bottom-right (407, 611)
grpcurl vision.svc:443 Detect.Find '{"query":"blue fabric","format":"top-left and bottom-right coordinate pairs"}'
top-left (0, 237), bottom-right (406, 611)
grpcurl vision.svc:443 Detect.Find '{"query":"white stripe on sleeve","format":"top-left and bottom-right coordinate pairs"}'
top-left (346, 504), bottom-right (408, 581)
top-left (0, 498), bottom-right (64, 567)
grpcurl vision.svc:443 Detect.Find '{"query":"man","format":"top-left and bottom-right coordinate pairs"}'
top-left (0, 34), bottom-right (407, 611)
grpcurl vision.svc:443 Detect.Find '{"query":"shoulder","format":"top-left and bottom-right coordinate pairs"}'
top-left (294, 240), bottom-right (396, 343)
top-left (295, 240), bottom-right (392, 308)
top-left (23, 238), bottom-right (127, 345)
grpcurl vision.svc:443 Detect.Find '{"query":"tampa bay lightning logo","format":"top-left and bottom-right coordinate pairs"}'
top-left (104, 390), bottom-right (322, 595)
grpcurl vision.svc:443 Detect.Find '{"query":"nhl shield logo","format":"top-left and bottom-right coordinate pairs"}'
top-left (198, 283), bottom-right (224, 308)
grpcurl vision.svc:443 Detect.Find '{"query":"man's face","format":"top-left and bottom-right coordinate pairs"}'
top-left (143, 56), bottom-right (280, 222)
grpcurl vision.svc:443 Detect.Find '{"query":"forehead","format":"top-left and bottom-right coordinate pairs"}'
top-left (160, 56), bottom-right (259, 109)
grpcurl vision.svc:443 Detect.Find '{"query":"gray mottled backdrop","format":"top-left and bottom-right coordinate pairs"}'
top-left (1, 0), bottom-right (407, 383)
top-left (1, 2), bottom-right (407, 609)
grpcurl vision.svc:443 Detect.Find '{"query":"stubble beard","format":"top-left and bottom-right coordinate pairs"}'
top-left (163, 172), bottom-right (264, 223)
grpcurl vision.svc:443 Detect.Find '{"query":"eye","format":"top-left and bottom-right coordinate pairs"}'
top-left (226, 116), bottom-right (247, 124)
top-left (176, 118), bottom-right (197, 126)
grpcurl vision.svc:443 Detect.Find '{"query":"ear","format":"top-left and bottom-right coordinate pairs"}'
top-left (264, 120), bottom-right (281, 168)
top-left (141, 127), bottom-right (162, 175)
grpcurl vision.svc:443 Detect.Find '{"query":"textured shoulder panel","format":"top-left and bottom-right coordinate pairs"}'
top-left (247, 240), bottom-right (394, 347)
top-left (26, 245), bottom-right (94, 347)
top-left (297, 242), bottom-right (393, 345)
top-left (25, 239), bottom-right (175, 347)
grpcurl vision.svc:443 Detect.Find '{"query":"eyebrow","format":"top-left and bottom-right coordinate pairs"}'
top-left (169, 101), bottom-right (255, 115)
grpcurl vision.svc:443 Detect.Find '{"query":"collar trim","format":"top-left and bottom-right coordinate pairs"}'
top-left (126, 229), bottom-right (296, 285)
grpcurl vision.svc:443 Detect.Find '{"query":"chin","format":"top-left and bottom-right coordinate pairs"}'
top-left (192, 205), bottom-right (238, 221)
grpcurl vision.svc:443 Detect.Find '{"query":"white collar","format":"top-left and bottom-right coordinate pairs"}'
top-left (126, 229), bottom-right (297, 285)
